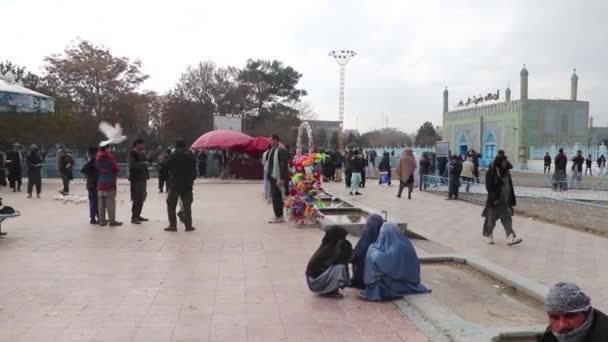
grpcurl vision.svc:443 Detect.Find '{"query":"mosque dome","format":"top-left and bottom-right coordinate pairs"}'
top-left (520, 64), bottom-right (529, 77)
top-left (571, 68), bottom-right (578, 81)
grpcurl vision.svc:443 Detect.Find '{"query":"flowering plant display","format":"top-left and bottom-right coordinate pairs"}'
top-left (284, 122), bottom-right (326, 225)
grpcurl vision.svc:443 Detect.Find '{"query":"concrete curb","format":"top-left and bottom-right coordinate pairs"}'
top-left (403, 253), bottom-right (547, 341)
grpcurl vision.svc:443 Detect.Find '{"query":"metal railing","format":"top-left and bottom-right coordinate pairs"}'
top-left (422, 175), bottom-right (608, 234)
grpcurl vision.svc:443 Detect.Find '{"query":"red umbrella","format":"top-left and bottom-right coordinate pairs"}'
top-left (191, 130), bottom-right (253, 149)
top-left (245, 136), bottom-right (271, 153)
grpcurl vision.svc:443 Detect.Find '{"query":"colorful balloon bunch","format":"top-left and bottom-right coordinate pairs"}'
top-left (284, 152), bottom-right (325, 225)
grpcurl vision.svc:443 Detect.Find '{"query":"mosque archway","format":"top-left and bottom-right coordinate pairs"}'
top-left (458, 132), bottom-right (469, 157)
top-left (483, 130), bottom-right (497, 165)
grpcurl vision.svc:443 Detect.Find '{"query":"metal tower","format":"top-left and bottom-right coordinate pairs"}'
top-left (329, 50), bottom-right (356, 123)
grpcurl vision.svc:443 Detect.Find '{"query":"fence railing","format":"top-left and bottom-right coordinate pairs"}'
top-left (34, 159), bottom-right (225, 179)
top-left (529, 145), bottom-right (607, 160)
top-left (422, 175), bottom-right (608, 234)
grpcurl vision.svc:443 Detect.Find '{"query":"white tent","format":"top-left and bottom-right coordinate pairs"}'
top-left (0, 72), bottom-right (54, 113)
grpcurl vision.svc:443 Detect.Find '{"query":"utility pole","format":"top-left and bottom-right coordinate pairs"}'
top-left (329, 50), bottom-right (357, 126)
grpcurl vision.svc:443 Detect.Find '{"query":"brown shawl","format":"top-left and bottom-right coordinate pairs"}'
top-left (396, 149), bottom-right (417, 183)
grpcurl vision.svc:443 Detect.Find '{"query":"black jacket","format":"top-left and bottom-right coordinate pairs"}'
top-left (80, 158), bottom-right (98, 190)
top-left (166, 148), bottom-right (197, 192)
top-left (26, 153), bottom-right (42, 176)
top-left (572, 155), bottom-right (584, 172)
top-left (351, 157), bottom-right (365, 173)
top-left (306, 227), bottom-right (353, 278)
top-left (419, 158), bottom-right (431, 174)
top-left (485, 165), bottom-right (516, 208)
top-left (540, 309), bottom-right (608, 342)
top-left (544, 155), bottom-right (552, 165)
top-left (555, 153), bottom-right (568, 171)
top-left (6, 150), bottom-right (21, 173)
top-left (267, 146), bottom-right (289, 181)
top-left (450, 160), bottom-right (463, 177)
top-left (128, 149), bottom-right (149, 182)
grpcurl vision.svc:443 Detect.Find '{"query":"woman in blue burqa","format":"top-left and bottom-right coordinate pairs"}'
top-left (362, 223), bottom-right (431, 301)
top-left (306, 226), bottom-right (353, 298)
top-left (350, 214), bottom-right (384, 289)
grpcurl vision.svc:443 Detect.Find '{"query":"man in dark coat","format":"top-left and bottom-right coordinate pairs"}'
top-left (164, 140), bottom-right (197, 232)
top-left (26, 145), bottom-right (43, 198)
top-left (81, 147), bottom-right (99, 224)
top-left (541, 282), bottom-right (608, 342)
top-left (6, 143), bottom-right (22, 192)
top-left (544, 152), bottom-right (552, 174)
top-left (555, 148), bottom-right (568, 191)
top-left (58, 148), bottom-right (74, 195)
top-left (418, 153), bottom-right (431, 191)
top-left (197, 150), bottom-right (207, 178)
top-left (128, 138), bottom-right (150, 224)
top-left (267, 134), bottom-right (289, 224)
top-left (447, 155), bottom-right (462, 200)
top-left (482, 152), bottom-right (522, 246)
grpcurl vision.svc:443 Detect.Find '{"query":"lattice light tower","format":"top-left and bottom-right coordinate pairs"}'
top-left (329, 50), bottom-right (356, 123)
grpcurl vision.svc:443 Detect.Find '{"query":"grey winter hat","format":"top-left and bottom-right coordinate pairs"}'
top-left (545, 282), bottom-right (591, 313)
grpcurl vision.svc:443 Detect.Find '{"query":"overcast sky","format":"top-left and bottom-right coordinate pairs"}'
top-left (3, 0), bottom-right (607, 132)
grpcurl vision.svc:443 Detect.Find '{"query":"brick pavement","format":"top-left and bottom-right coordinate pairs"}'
top-left (325, 181), bottom-right (608, 312)
top-left (0, 180), bottom-right (429, 342)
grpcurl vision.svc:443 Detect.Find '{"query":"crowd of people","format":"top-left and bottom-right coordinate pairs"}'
top-left (547, 149), bottom-right (607, 191)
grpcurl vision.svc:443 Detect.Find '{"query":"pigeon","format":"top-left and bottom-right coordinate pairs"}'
top-left (99, 121), bottom-right (127, 147)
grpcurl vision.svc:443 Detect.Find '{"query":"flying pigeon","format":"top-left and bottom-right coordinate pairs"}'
top-left (99, 121), bottom-right (127, 147)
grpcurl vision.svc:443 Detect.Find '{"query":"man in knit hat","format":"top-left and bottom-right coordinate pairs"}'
top-left (541, 282), bottom-right (608, 341)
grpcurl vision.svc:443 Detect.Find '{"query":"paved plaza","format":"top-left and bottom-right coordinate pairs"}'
top-left (324, 181), bottom-right (608, 312)
top-left (0, 180), bottom-right (428, 342)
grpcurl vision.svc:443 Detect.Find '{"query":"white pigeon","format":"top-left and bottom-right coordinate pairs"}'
top-left (99, 121), bottom-right (127, 147)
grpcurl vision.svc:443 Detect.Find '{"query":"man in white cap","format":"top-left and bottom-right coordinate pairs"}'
top-left (541, 282), bottom-right (608, 341)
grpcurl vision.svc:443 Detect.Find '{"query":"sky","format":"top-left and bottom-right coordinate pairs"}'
top-left (3, 0), bottom-right (608, 133)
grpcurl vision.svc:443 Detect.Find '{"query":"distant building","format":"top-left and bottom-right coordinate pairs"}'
top-left (344, 129), bottom-right (360, 136)
top-left (213, 115), bottom-right (242, 132)
top-left (442, 66), bottom-right (590, 168)
top-left (308, 120), bottom-right (342, 148)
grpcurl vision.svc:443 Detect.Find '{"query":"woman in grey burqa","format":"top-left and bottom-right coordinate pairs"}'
top-left (305, 226), bottom-right (353, 298)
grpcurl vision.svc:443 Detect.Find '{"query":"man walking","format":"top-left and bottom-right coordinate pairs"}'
top-left (554, 149), bottom-right (568, 191)
top-left (461, 156), bottom-right (475, 193)
top-left (157, 148), bottom-right (170, 193)
top-left (544, 152), bottom-right (552, 174)
top-left (344, 147), bottom-right (353, 189)
top-left (571, 150), bottom-right (584, 190)
top-left (585, 154), bottom-right (593, 176)
top-left (197, 150), bottom-right (207, 178)
top-left (129, 139), bottom-right (149, 224)
top-left (448, 154), bottom-right (462, 200)
top-left (6, 143), bottom-right (22, 192)
top-left (58, 147), bottom-right (74, 195)
top-left (482, 152), bottom-right (522, 245)
top-left (26, 144), bottom-right (43, 198)
top-left (81, 147), bottom-right (99, 224)
top-left (396, 148), bottom-right (416, 199)
top-left (96, 144), bottom-right (122, 227)
top-left (267, 134), bottom-right (289, 223)
top-left (165, 140), bottom-right (197, 232)
top-left (598, 154), bottom-right (606, 177)
top-left (333, 151), bottom-right (343, 182)
top-left (418, 152), bottom-right (431, 191)
top-left (470, 149), bottom-right (482, 183)
top-left (349, 150), bottom-right (365, 196)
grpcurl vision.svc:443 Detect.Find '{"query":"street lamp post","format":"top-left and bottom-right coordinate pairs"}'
top-left (329, 50), bottom-right (356, 124)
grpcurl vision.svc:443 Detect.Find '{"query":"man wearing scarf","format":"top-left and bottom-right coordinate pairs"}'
top-left (267, 134), bottom-right (289, 224)
top-left (541, 282), bottom-right (608, 342)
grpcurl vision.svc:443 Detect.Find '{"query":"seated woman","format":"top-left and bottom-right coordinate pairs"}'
top-left (306, 226), bottom-right (353, 298)
top-left (350, 214), bottom-right (384, 289)
top-left (362, 223), bottom-right (431, 301)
